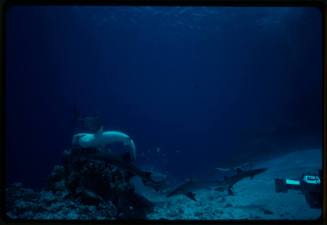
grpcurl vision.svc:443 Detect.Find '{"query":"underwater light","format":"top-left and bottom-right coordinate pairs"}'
top-left (285, 179), bottom-right (301, 186)
top-left (275, 170), bottom-right (322, 209)
top-left (303, 175), bottom-right (321, 185)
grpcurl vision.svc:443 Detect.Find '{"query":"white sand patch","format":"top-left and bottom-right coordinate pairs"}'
top-left (146, 149), bottom-right (322, 220)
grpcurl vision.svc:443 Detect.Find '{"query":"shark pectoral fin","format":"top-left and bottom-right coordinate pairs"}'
top-left (185, 192), bottom-right (196, 201)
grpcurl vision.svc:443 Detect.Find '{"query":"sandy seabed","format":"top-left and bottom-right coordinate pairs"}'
top-left (144, 149), bottom-right (322, 220)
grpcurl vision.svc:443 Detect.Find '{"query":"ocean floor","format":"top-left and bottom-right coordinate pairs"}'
top-left (141, 149), bottom-right (322, 220)
top-left (5, 149), bottom-right (322, 220)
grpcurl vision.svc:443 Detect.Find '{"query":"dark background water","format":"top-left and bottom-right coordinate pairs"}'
top-left (5, 6), bottom-right (322, 189)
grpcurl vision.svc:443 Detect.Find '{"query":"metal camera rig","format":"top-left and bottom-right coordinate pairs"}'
top-left (275, 170), bottom-right (322, 209)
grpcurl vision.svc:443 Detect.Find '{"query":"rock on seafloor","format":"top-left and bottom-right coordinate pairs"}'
top-left (5, 182), bottom-right (117, 220)
top-left (5, 148), bottom-right (154, 220)
top-left (5, 149), bottom-right (322, 221)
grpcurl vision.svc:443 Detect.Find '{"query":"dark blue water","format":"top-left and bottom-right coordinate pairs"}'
top-left (5, 6), bottom-right (323, 189)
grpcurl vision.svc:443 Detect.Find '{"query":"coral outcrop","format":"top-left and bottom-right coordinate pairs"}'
top-left (5, 147), bottom-right (154, 220)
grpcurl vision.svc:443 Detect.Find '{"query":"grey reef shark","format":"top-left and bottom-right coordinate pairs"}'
top-left (166, 168), bottom-right (267, 201)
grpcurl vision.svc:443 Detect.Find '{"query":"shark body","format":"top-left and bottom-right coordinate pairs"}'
top-left (72, 126), bottom-right (136, 161)
top-left (166, 168), bottom-right (267, 201)
top-left (214, 168), bottom-right (267, 194)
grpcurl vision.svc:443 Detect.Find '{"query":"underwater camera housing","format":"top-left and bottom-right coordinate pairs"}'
top-left (275, 170), bottom-right (322, 209)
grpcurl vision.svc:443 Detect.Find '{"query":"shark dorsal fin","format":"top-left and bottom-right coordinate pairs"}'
top-left (95, 125), bottom-right (104, 137)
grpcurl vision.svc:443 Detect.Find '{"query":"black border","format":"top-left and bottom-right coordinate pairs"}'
top-left (0, 0), bottom-right (326, 6)
top-left (0, 1), bottom-right (326, 225)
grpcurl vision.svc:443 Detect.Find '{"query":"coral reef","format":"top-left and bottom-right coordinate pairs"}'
top-left (5, 182), bottom-right (117, 220)
top-left (5, 148), bottom-right (154, 220)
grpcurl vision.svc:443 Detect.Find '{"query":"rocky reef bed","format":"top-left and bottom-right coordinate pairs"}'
top-left (5, 149), bottom-right (322, 221)
top-left (5, 148), bottom-right (153, 220)
top-left (6, 183), bottom-right (116, 220)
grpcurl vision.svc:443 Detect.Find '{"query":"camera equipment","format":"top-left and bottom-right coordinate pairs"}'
top-left (275, 170), bottom-right (322, 209)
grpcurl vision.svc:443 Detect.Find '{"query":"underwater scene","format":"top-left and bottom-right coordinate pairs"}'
top-left (4, 5), bottom-right (323, 221)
